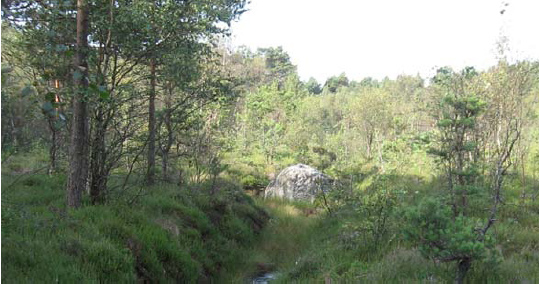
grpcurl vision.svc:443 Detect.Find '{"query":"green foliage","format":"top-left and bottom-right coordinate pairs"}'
top-left (431, 66), bottom-right (455, 85)
top-left (403, 198), bottom-right (496, 263)
top-left (323, 73), bottom-right (349, 93)
top-left (240, 174), bottom-right (268, 189)
top-left (305, 77), bottom-right (322, 95)
top-left (2, 3), bottom-right (539, 280)
top-left (355, 177), bottom-right (400, 247)
top-left (257, 46), bottom-right (297, 85)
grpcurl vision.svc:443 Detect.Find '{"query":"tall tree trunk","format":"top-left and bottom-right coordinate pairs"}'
top-left (161, 84), bottom-right (173, 182)
top-left (146, 57), bottom-right (157, 185)
top-left (48, 80), bottom-right (62, 176)
top-left (67, 0), bottom-right (90, 208)
top-left (89, 109), bottom-right (107, 204)
top-left (161, 112), bottom-right (174, 182)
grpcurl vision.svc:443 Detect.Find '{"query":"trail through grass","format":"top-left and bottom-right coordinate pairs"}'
top-left (221, 199), bottom-right (322, 282)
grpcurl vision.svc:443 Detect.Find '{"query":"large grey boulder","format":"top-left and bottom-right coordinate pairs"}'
top-left (265, 164), bottom-right (333, 202)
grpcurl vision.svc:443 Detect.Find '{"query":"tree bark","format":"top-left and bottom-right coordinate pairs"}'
top-left (47, 118), bottom-right (58, 175)
top-left (161, 113), bottom-right (173, 182)
top-left (89, 109), bottom-right (107, 205)
top-left (455, 257), bottom-right (471, 284)
top-left (160, 83), bottom-right (174, 181)
top-left (47, 80), bottom-right (62, 176)
top-left (161, 150), bottom-right (168, 181)
top-left (67, 0), bottom-right (90, 208)
top-left (146, 57), bottom-right (157, 185)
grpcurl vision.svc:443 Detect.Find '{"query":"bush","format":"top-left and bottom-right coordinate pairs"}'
top-left (404, 198), bottom-right (493, 261)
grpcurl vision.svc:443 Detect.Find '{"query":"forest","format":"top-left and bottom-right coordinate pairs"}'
top-left (1, 0), bottom-right (539, 283)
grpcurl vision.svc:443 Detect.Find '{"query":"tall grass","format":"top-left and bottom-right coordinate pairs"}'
top-left (220, 198), bottom-right (321, 281)
top-left (1, 173), bottom-right (269, 282)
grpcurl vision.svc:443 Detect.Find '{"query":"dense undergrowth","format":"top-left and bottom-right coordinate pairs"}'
top-left (1, 168), bottom-right (269, 282)
top-left (2, 147), bottom-right (539, 283)
top-left (238, 174), bottom-right (539, 283)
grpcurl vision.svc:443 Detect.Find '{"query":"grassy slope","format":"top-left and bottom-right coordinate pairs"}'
top-left (1, 172), bottom-right (269, 283)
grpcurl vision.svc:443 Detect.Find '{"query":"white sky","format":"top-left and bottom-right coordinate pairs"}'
top-left (230, 0), bottom-right (539, 83)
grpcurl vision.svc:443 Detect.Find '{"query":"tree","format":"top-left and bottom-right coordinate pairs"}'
top-left (305, 77), bottom-right (322, 95)
top-left (324, 73), bottom-right (349, 93)
top-left (81, 0), bottom-right (247, 198)
top-left (139, 0), bottom-right (247, 185)
top-left (257, 46), bottom-right (296, 86)
top-left (406, 63), bottom-right (536, 283)
top-left (345, 87), bottom-right (395, 163)
top-left (2, 6), bottom-right (73, 170)
top-left (67, 0), bottom-right (90, 208)
top-left (156, 48), bottom-right (235, 182)
top-left (358, 77), bottom-right (379, 88)
top-left (3, 0), bottom-right (248, 204)
top-left (406, 68), bottom-right (489, 282)
top-left (478, 60), bottom-right (537, 238)
top-left (218, 46), bottom-right (267, 92)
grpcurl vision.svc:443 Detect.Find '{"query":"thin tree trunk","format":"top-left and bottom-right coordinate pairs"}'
top-left (48, 80), bottom-right (63, 176)
top-left (455, 257), bottom-right (471, 284)
top-left (67, 0), bottom-right (90, 208)
top-left (366, 131), bottom-right (373, 159)
top-left (161, 84), bottom-right (174, 182)
top-left (161, 122), bottom-right (173, 182)
top-left (147, 58), bottom-right (157, 185)
top-left (161, 152), bottom-right (168, 181)
top-left (47, 118), bottom-right (58, 175)
top-left (520, 152), bottom-right (526, 186)
top-left (89, 111), bottom-right (107, 204)
top-left (377, 135), bottom-right (385, 173)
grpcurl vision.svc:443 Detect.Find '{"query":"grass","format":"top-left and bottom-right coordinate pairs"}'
top-left (261, 174), bottom-right (539, 283)
top-left (1, 173), bottom-right (269, 283)
top-left (2, 151), bottom-right (539, 283)
top-left (219, 198), bottom-right (321, 281)
top-left (219, 172), bottom-right (539, 283)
